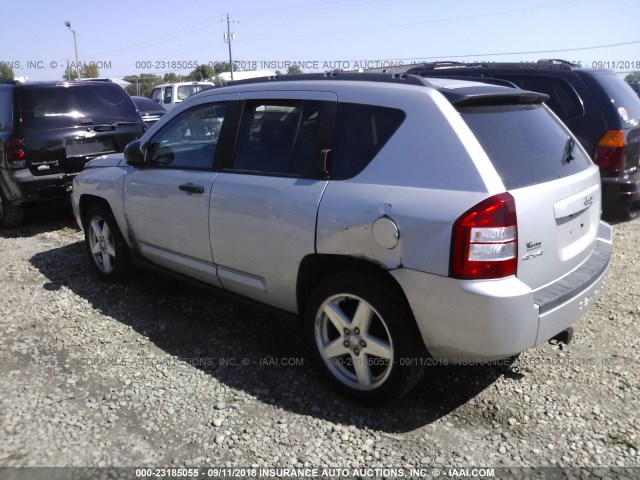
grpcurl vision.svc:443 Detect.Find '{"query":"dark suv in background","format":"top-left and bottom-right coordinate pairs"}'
top-left (407, 60), bottom-right (640, 221)
top-left (0, 81), bottom-right (145, 227)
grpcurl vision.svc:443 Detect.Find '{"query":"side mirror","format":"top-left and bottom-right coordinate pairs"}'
top-left (124, 140), bottom-right (145, 166)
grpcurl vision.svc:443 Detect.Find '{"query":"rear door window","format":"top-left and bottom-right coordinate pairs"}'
top-left (460, 103), bottom-right (591, 189)
top-left (331, 103), bottom-right (405, 180)
top-left (0, 87), bottom-right (12, 131)
top-left (232, 99), bottom-right (323, 176)
top-left (18, 84), bottom-right (139, 129)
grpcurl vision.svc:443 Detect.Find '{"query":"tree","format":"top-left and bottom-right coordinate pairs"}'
top-left (0, 63), bottom-right (14, 81)
top-left (62, 62), bottom-right (99, 80)
top-left (211, 61), bottom-right (235, 75)
top-left (625, 72), bottom-right (640, 82)
top-left (287, 65), bottom-right (303, 75)
top-left (82, 63), bottom-right (99, 78)
top-left (163, 73), bottom-right (180, 83)
top-left (124, 74), bottom-right (162, 97)
top-left (63, 64), bottom-right (76, 80)
top-left (187, 64), bottom-right (215, 81)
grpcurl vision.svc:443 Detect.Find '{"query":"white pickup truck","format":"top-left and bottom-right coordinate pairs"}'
top-left (150, 82), bottom-right (214, 110)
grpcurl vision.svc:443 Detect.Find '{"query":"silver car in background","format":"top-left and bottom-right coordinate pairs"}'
top-left (71, 73), bottom-right (612, 402)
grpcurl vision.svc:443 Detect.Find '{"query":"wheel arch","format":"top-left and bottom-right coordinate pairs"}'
top-left (296, 253), bottom-right (411, 319)
top-left (78, 194), bottom-right (112, 229)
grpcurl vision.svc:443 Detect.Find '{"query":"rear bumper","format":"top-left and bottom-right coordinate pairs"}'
top-left (391, 221), bottom-right (613, 360)
top-left (601, 170), bottom-right (640, 221)
top-left (1, 167), bottom-right (76, 205)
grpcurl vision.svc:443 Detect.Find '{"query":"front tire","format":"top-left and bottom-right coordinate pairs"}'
top-left (305, 271), bottom-right (426, 403)
top-left (84, 204), bottom-right (132, 282)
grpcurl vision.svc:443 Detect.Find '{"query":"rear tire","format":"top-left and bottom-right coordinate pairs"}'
top-left (305, 270), bottom-right (426, 403)
top-left (84, 203), bottom-right (132, 282)
top-left (0, 191), bottom-right (24, 228)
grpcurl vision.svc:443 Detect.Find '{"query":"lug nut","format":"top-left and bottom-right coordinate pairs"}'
top-left (343, 340), bottom-right (350, 348)
top-left (360, 340), bottom-right (366, 347)
top-left (344, 328), bottom-right (350, 335)
top-left (354, 327), bottom-right (360, 335)
top-left (354, 348), bottom-right (360, 356)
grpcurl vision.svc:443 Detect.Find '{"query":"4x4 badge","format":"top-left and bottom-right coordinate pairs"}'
top-left (522, 250), bottom-right (544, 261)
top-left (584, 196), bottom-right (593, 207)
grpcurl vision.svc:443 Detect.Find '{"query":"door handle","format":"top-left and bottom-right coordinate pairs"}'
top-left (179, 183), bottom-right (205, 194)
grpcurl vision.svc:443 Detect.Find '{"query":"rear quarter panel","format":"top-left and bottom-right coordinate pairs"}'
top-left (316, 85), bottom-right (497, 275)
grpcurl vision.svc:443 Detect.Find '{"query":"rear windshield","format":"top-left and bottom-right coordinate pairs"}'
top-left (460, 104), bottom-right (591, 190)
top-left (176, 85), bottom-right (210, 101)
top-left (18, 84), bottom-right (139, 129)
top-left (586, 72), bottom-right (640, 129)
top-left (133, 96), bottom-right (164, 111)
top-left (0, 87), bottom-right (12, 131)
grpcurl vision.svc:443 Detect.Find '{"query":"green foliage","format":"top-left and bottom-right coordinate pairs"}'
top-left (63, 65), bottom-right (77, 80)
top-left (287, 65), bottom-right (303, 75)
top-left (82, 63), bottom-right (99, 78)
top-left (62, 62), bottom-right (99, 80)
top-left (124, 74), bottom-right (163, 97)
top-left (212, 62), bottom-right (234, 75)
top-left (624, 71), bottom-right (640, 82)
top-left (187, 64), bottom-right (215, 81)
top-left (0, 63), bottom-right (14, 81)
top-left (163, 73), bottom-right (180, 83)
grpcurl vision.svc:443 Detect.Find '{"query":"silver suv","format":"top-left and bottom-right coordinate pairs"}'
top-left (71, 73), bottom-right (612, 402)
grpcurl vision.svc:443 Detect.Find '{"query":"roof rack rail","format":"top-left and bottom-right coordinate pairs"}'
top-left (418, 61), bottom-right (469, 69)
top-left (405, 61), bottom-right (494, 73)
top-left (537, 59), bottom-right (577, 68)
top-left (223, 71), bottom-right (433, 88)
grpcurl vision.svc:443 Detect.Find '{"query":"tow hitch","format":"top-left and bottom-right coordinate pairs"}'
top-left (549, 327), bottom-right (574, 347)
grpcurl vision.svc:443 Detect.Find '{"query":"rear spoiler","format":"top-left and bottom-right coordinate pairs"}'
top-left (425, 76), bottom-right (520, 89)
top-left (439, 86), bottom-right (549, 107)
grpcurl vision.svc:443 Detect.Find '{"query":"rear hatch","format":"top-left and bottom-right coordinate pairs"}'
top-left (16, 83), bottom-right (144, 176)
top-left (581, 70), bottom-right (640, 175)
top-left (457, 94), bottom-right (601, 291)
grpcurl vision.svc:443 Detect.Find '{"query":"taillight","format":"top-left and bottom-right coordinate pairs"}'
top-left (450, 193), bottom-right (517, 280)
top-left (594, 130), bottom-right (624, 170)
top-left (7, 138), bottom-right (26, 169)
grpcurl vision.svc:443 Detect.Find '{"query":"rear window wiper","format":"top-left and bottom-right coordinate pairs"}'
top-left (564, 137), bottom-right (576, 163)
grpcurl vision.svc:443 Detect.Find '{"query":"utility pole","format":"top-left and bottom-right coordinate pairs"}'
top-left (224, 13), bottom-right (235, 81)
top-left (65, 21), bottom-right (80, 80)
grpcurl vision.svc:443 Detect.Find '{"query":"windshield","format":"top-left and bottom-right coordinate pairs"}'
top-left (461, 103), bottom-right (591, 189)
top-left (0, 87), bottom-right (12, 131)
top-left (19, 84), bottom-right (139, 129)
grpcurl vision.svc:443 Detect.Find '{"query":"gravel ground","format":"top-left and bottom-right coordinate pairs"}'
top-left (0, 205), bottom-right (638, 471)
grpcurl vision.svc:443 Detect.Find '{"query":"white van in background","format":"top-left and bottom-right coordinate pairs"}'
top-left (150, 82), bottom-right (215, 110)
